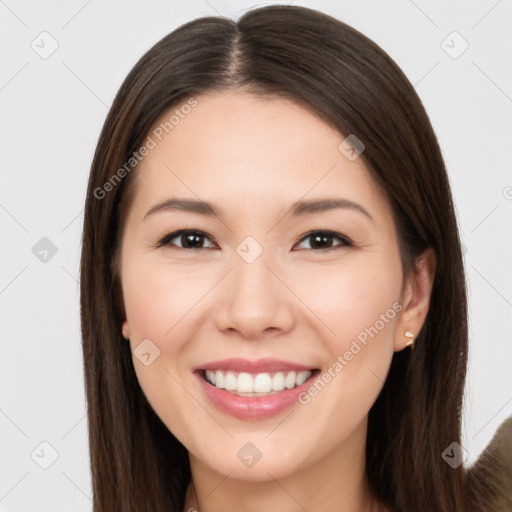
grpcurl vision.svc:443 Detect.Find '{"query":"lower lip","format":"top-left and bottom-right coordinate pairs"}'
top-left (195, 371), bottom-right (318, 420)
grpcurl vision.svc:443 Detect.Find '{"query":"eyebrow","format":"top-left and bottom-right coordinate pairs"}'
top-left (143, 197), bottom-right (373, 222)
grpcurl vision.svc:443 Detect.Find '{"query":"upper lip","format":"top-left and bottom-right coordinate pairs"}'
top-left (193, 358), bottom-right (317, 373)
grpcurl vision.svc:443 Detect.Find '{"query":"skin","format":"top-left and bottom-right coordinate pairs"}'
top-left (119, 91), bottom-right (436, 512)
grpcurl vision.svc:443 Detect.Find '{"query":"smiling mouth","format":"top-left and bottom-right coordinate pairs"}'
top-left (198, 369), bottom-right (320, 397)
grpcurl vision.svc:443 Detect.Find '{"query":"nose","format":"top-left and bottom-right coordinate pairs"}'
top-left (213, 252), bottom-right (296, 340)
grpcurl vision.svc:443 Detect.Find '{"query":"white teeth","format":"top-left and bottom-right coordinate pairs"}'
top-left (285, 371), bottom-right (296, 389)
top-left (224, 372), bottom-right (237, 390)
top-left (253, 373), bottom-right (272, 393)
top-left (237, 372), bottom-right (253, 392)
top-left (203, 369), bottom-right (312, 394)
top-left (224, 372), bottom-right (237, 391)
top-left (296, 371), bottom-right (310, 386)
top-left (272, 372), bottom-right (286, 391)
top-left (214, 370), bottom-right (224, 389)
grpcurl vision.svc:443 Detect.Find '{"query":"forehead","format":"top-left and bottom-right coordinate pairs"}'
top-left (128, 91), bottom-right (392, 225)
top-left (145, 91), bottom-right (346, 168)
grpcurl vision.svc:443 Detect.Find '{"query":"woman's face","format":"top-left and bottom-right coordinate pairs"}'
top-left (119, 91), bottom-right (419, 481)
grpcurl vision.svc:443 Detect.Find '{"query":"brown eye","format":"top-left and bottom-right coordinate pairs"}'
top-left (158, 230), bottom-right (216, 250)
top-left (294, 231), bottom-right (352, 251)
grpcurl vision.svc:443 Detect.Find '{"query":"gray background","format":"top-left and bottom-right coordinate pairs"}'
top-left (1, 0), bottom-right (511, 510)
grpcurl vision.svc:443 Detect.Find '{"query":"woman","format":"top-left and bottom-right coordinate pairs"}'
top-left (80, 5), bottom-right (511, 511)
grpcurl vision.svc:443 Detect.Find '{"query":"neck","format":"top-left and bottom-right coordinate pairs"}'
top-left (183, 418), bottom-right (385, 512)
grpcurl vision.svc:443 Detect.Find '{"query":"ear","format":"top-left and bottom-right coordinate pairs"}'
top-left (122, 320), bottom-right (130, 340)
top-left (112, 271), bottom-right (129, 339)
top-left (394, 247), bottom-right (436, 352)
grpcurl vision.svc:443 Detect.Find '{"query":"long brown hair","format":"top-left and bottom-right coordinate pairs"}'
top-left (81, 5), bottom-right (472, 511)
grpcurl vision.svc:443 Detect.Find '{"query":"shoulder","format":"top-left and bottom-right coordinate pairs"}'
top-left (466, 415), bottom-right (512, 512)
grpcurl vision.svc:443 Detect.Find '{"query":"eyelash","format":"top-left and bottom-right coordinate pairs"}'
top-left (155, 229), bottom-right (353, 252)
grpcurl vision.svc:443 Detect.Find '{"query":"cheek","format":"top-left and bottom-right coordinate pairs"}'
top-left (120, 249), bottom-right (228, 399)
top-left (287, 252), bottom-right (403, 350)
top-left (287, 253), bottom-right (402, 408)
top-left (121, 256), bottom-right (209, 344)
top-left (292, 262), bottom-right (401, 446)
top-left (121, 258), bottom-right (204, 437)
